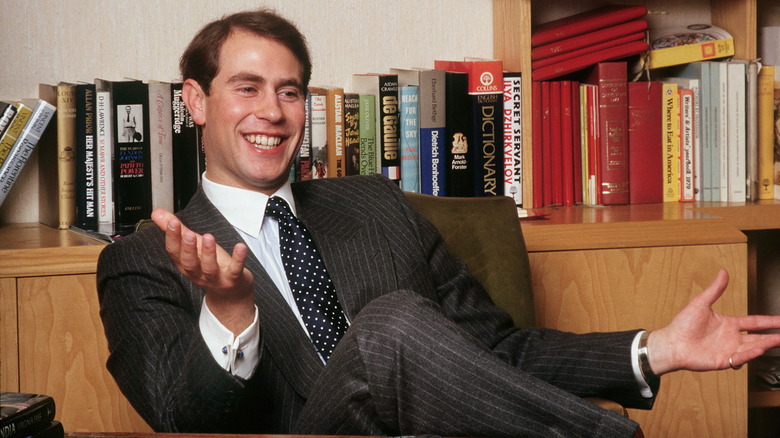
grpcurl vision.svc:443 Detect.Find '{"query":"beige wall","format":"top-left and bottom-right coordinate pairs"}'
top-left (0, 0), bottom-right (493, 224)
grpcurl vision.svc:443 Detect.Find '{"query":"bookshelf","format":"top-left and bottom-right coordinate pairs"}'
top-left (493, 1), bottom-right (780, 437)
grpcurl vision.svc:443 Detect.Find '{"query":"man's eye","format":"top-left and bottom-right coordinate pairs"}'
top-left (279, 90), bottom-right (302, 101)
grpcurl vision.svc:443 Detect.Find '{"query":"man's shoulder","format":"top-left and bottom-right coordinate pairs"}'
top-left (293, 174), bottom-right (404, 205)
top-left (292, 174), bottom-right (413, 222)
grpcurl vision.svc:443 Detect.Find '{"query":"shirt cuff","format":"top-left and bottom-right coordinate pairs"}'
top-left (199, 299), bottom-right (260, 379)
top-left (631, 330), bottom-right (654, 398)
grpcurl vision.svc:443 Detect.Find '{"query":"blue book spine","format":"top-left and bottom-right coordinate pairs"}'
top-left (400, 86), bottom-right (419, 192)
top-left (419, 69), bottom-right (446, 196)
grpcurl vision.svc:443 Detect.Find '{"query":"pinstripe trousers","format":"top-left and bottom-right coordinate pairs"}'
top-left (294, 290), bottom-right (638, 438)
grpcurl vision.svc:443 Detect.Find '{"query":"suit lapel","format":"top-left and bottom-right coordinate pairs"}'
top-left (293, 183), bottom-right (398, 322)
top-left (180, 188), bottom-right (324, 398)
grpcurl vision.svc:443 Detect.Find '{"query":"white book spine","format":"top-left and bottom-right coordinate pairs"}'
top-left (96, 89), bottom-right (114, 233)
top-left (718, 63), bottom-right (729, 202)
top-left (727, 62), bottom-right (747, 202)
top-left (148, 82), bottom-right (174, 211)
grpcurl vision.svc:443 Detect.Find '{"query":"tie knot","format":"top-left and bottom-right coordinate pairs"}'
top-left (265, 196), bottom-right (293, 220)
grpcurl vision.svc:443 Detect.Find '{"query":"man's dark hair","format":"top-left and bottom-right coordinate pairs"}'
top-left (179, 9), bottom-right (312, 95)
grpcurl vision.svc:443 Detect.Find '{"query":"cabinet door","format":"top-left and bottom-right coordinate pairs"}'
top-left (17, 274), bottom-right (151, 433)
top-left (529, 243), bottom-right (747, 438)
top-left (1, 277), bottom-right (19, 392)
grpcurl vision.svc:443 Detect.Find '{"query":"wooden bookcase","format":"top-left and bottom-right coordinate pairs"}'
top-left (492, 1), bottom-right (780, 436)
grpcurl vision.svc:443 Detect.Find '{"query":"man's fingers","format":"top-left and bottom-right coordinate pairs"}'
top-left (177, 229), bottom-right (203, 276)
top-left (199, 234), bottom-right (220, 281)
top-left (227, 243), bottom-right (250, 279)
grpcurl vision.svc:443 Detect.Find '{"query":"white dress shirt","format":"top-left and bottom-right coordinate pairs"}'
top-left (199, 175), bottom-right (306, 378)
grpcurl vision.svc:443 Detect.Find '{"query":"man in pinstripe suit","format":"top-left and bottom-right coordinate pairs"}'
top-left (97, 9), bottom-right (780, 438)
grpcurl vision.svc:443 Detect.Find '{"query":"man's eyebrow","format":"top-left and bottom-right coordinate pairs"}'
top-left (227, 72), bottom-right (266, 85)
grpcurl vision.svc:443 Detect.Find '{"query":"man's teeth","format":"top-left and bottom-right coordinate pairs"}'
top-left (244, 134), bottom-right (282, 148)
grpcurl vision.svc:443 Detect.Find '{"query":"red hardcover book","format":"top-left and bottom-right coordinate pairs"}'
top-left (532, 32), bottom-right (646, 70)
top-left (550, 81), bottom-right (563, 205)
top-left (532, 4), bottom-right (648, 47)
top-left (571, 81), bottom-right (583, 205)
top-left (541, 81), bottom-right (553, 206)
top-left (532, 19), bottom-right (648, 61)
top-left (561, 81), bottom-right (575, 206)
top-left (585, 62), bottom-right (629, 205)
top-left (532, 81), bottom-right (544, 208)
top-left (628, 81), bottom-right (664, 204)
top-left (533, 40), bottom-right (648, 81)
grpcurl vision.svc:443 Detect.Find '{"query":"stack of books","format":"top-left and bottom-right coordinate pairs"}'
top-left (0, 393), bottom-right (63, 438)
top-left (531, 5), bottom-right (650, 81)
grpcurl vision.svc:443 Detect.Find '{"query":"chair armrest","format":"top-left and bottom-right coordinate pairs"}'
top-left (585, 397), bottom-right (628, 417)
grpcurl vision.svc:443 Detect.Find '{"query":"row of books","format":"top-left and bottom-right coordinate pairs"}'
top-left (298, 60), bottom-right (523, 204)
top-left (531, 59), bottom-right (780, 208)
top-left (0, 393), bottom-right (63, 438)
top-left (0, 99), bottom-right (57, 209)
top-left (37, 80), bottom-right (204, 237)
top-left (30, 61), bottom-right (524, 236)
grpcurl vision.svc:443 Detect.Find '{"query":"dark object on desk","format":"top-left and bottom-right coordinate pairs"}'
top-left (27, 421), bottom-right (64, 438)
top-left (0, 392), bottom-right (57, 438)
top-left (754, 357), bottom-right (780, 390)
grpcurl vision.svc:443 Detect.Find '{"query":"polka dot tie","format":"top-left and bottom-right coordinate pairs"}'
top-left (265, 196), bottom-right (348, 362)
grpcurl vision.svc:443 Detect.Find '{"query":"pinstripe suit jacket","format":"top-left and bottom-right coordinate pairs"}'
top-left (97, 174), bottom-right (657, 434)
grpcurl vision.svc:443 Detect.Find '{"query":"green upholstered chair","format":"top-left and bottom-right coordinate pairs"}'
top-left (404, 191), bottom-right (630, 419)
top-left (404, 191), bottom-right (535, 329)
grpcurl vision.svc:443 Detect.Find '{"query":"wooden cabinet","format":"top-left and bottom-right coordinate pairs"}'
top-left (517, 200), bottom-right (780, 437)
top-left (520, 203), bottom-right (751, 437)
top-left (0, 224), bottom-right (151, 433)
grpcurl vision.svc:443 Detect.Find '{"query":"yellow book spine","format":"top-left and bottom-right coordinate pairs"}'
top-left (648, 38), bottom-right (735, 69)
top-left (662, 83), bottom-right (680, 202)
top-left (758, 65), bottom-right (775, 199)
top-left (0, 103), bottom-right (33, 167)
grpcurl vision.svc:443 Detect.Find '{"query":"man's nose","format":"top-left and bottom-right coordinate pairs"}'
top-left (254, 93), bottom-right (283, 122)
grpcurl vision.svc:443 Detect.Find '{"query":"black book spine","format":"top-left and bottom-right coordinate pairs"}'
top-left (171, 83), bottom-right (202, 212)
top-left (471, 91), bottom-right (503, 196)
top-left (378, 75), bottom-right (400, 184)
top-left (444, 72), bottom-right (474, 197)
top-left (112, 81), bottom-right (152, 233)
top-left (343, 93), bottom-right (361, 176)
top-left (0, 397), bottom-right (55, 438)
top-left (76, 83), bottom-right (98, 230)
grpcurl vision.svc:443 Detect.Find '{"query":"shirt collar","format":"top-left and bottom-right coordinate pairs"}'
top-left (201, 173), bottom-right (296, 238)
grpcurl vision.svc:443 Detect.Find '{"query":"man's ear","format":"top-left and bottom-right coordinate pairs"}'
top-left (182, 78), bottom-right (207, 126)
